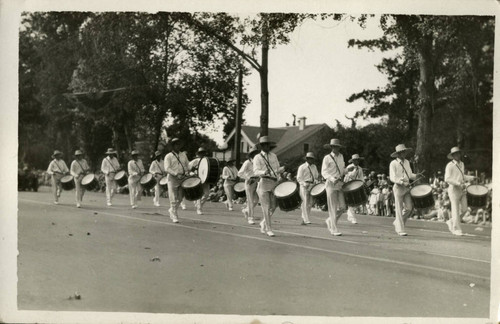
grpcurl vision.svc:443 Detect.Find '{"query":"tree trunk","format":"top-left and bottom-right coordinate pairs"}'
top-left (260, 17), bottom-right (269, 137)
top-left (415, 34), bottom-right (435, 175)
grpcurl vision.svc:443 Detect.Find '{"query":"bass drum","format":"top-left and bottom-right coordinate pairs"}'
top-left (342, 180), bottom-right (368, 207)
top-left (81, 173), bottom-right (99, 191)
top-left (410, 184), bottom-right (434, 209)
top-left (198, 157), bottom-right (220, 184)
top-left (233, 181), bottom-right (246, 198)
top-left (273, 181), bottom-right (301, 212)
top-left (159, 176), bottom-right (169, 190)
top-left (60, 175), bottom-right (75, 191)
top-left (114, 170), bottom-right (128, 187)
top-left (310, 183), bottom-right (327, 207)
top-left (140, 173), bottom-right (157, 191)
top-left (466, 185), bottom-right (488, 208)
top-left (181, 177), bottom-right (203, 201)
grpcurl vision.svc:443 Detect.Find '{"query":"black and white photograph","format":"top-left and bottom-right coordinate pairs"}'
top-left (1, 0), bottom-right (498, 323)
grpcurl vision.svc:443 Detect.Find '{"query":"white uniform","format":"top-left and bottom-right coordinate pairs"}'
top-left (101, 156), bottom-right (120, 205)
top-left (70, 159), bottom-right (90, 206)
top-left (188, 157), bottom-right (210, 213)
top-left (344, 163), bottom-right (364, 223)
top-left (149, 159), bottom-right (165, 206)
top-left (296, 162), bottom-right (319, 223)
top-left (253, 152), bottom-right (280, 233)
top-left (238, 159), bottom-right (259, 223)
top-left (47, 158), bottom-right (69, 203)
top-left (222, 165), bottom-right (239, 210)
top-left (444, 160), bottom-right (474, 234)
top-left (389, 158), bottom-right (417, 234)
top-left (164, 151), bottom-right (189, 219)
top-left (128, 159), bottom-right (145, 207)
top-left (321, 153), bottom-right (346, 234)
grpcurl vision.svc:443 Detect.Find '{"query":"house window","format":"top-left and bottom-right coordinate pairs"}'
top-left (303, 143), bottom-right (309, 153)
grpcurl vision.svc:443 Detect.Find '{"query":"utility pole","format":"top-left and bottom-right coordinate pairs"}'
top-left (234, 66), bottom-right (243, 167)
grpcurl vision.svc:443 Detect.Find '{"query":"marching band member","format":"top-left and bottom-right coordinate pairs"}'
top-left (127, 150), bottom-right (145, 209)
top-left (221, 159), bottom-right (239, 211)
top-left (46, 150), bottom-right (69, 205)
top-left (253, 136), bottom-right (280, 237)
top-left (321, 139), bottom-right (347, 236)
top-left (238, 146), bottom-right (260, 225)
top-left (444, 147), bottom-right (475, 236)
top-left (70, 150), bottom-right (89, 208)
top-left (389, 144), bottom-right (419, 236)
top-left (149, 150), bottom-right (165, 207)
top-left (164, 138), bottom-right (189, 223)
top-left (296, 152), bottom-right (319, 225)
top-left (101, 148), bottom-right (121, 206)
top-left (344, 153), bottom-right (365, 224)
top-left (188, 147), bottom-right (210, 215)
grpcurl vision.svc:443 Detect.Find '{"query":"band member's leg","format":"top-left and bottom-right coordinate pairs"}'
top-left (128, 179), bottom-right (136, 206)
top-left (299, 185), bottom-right (308, 222)
top-left (224, 183), bottom-right (234, 210)
top-left (257, 187), bottom-right (271, 232)
top-left (402, 191), bottom-right (414, 223)
top-left (153, 181), bottom-right (161, 206)
top-left (393, 184), bottom-right (406, 233)
top-left (51, 175), bottom-right (59, 203)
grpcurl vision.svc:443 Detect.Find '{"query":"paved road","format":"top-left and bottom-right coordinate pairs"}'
top-left (17, 187), bottom-right (491, 318)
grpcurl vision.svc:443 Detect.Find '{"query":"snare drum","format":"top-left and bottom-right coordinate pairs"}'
top-left (159, 176), bottom-right (169, 190)
top-left (233, 181), bottom-right (246, 198)
top-left (273, 181), bottom-right (301, 212)
top-left (81, 173), bottom-right (99, 191)
top-left (181, 177), bottom-right (203, 201)
top-left (410, 184), bottom-right (434, 209)
top-left (140, 173), bottom-right (157, 191)
top-left (114, 170), bottom-right (128, 187)
top-left (60, 175), bottom-right (75, 191)
top-left (466, 185), bottom-right (488, 208)
top-left (342, 180), bottom-right (368, 207)
top-left (198, 157), bottom-right (219, 184)
top-left (310, 183), bottom-right (327, 206)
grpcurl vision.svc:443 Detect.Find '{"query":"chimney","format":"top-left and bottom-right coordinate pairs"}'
top-left (298, 116), bottom-right (306, 130)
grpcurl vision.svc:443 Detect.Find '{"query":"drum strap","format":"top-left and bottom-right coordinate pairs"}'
top-left (307, 165), bottom-right (315, 182)
top-left (172, 152), bottom-right (186, 175)
top-left (53, 160), bottom-right (64, 174)
top-left (261, 153), bottom-right (278, 178)
top-left (76, 160), bottom-right (86, 175)
top-left (107, 158), bottom-right (117, 172)
top-left (227, 166), bottom-right (236, 180)
top-left (453, 161), bottom-right (465, 182)
top-left (329, 154), bottom-right (342, 175)
top-left (399, 160), bottom-right (411, 183)
top-left (134, 161), bottom-right (142, 174)
top-left (155, 160), bottom-right (164, 175)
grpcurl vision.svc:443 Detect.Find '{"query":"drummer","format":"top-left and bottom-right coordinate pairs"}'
top-left (188, 147), bottom-right (211, 215)
top-left (101, 148), bottom-right (121, 206)
top-left (127, 150), bottom-right (145, 209)
top-left (253, 136), bottom-right (281, 237)
top-left (70, 150), bottom-right (90, 208)
top-left (344, 153), bottom-right (365, 224)
top-left (46, 150), bottom-right (69, 205)
top-left (296, 152), bottom-right (319, 225)
top-left (238, 146), bottom-right (260, 225)
top-left (444, 146), bottom-right (475, 236)
top-left (221, 158), bottom-right (239, 211)
top-left (321, 139), bottom-right (348, 236)
top-left (389, 144), bottom-right (420, 236)
top-left (149, 150), bottom-right (166, 207)
top-left (164, 138), bottom-right (190, 223)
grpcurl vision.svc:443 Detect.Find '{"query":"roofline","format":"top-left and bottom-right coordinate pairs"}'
top-left (274, 123), bottom-right (331, 155)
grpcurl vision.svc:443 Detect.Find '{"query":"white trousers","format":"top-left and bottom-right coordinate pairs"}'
top-left (195, 183), bottom-right (211, 211)
top-left (74, 175), bottom-right (85, 204)
top-left (128, 175), bottom-right (142, 206)
top-left (224, 181), bottom-right (235, 209)
top-left (51, 174), bottom-right (63, 202)
top-left (105, 174), bottom-right (117, 204)
top-left (167, 177), bottom-right (184, 215)
top-left (448, 185), bottom-right (466, 233)
top-left (346, 206), bottom-right (358, 222)
top-left (243, 180), bottom-right (259, 219)
top-left (299, 185), bottom-right (312, 222)
top-left (393, 184), bottom-right (413, 233)
top-left (257, 179), bottom-right (277, 231)
top-left (325, 184), bottom-right (346, 233)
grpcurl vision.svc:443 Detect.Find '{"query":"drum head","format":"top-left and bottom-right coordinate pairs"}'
top-left (273, 181), bottom-right (297, 198)
top-left (410, 184), bottom-right (432, 197)
top-left (234, 182), bottom-right (245, 192)
top-left (81, 174), bottom-right (95, 185)
top-left (140, 173), bottom-right (153, 184)
top-left (343, 180), bottom-right (364, 192)
top-left (198, 158), bottom-right (209, 183)
top-left (310, 183), bottom-right (325, 196)
top-left (467, 185), bottom-right (488, 196)
top-left (182, 177), bottom-right (201, 188)
top-left (159, 176), bottom-right (169, 186)
top-left (114, 170), bottom-right (125, 180)
top-left (61, 175), bottom-right (74, 183)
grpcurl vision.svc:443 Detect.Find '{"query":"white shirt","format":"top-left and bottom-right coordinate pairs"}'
top-left (70, 159), bottom-right (90, 178)
top-left (164, 151), bottom-right (189, 177)
top-left (444, 160), bottom-right (474, 187)
top-left (149, 159), bottom-right (165, 176)
top-left (389, 158), bottom-right (416, 186)
top-left (296, 162), bottom-right (319, 187)
top-left (47, 159), bottom-right (69, 175)
top-left (344, 164), bottom-right (364, 182)
top-left (253, 151), bottom-right (280, 178)
top-left (101, 156), bottom-right (120, 175)
top-left (238, 159), bottom-right (256, 180)
top-left (128, 159), bottom-right (145, 177)
top-left (321, 152), bottom-right (345, 190)
top-left (222, 165), bottom-right (239, 182)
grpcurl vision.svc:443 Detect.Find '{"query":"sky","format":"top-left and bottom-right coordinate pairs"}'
top-left (200, 15), bottom-right (396, 145)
